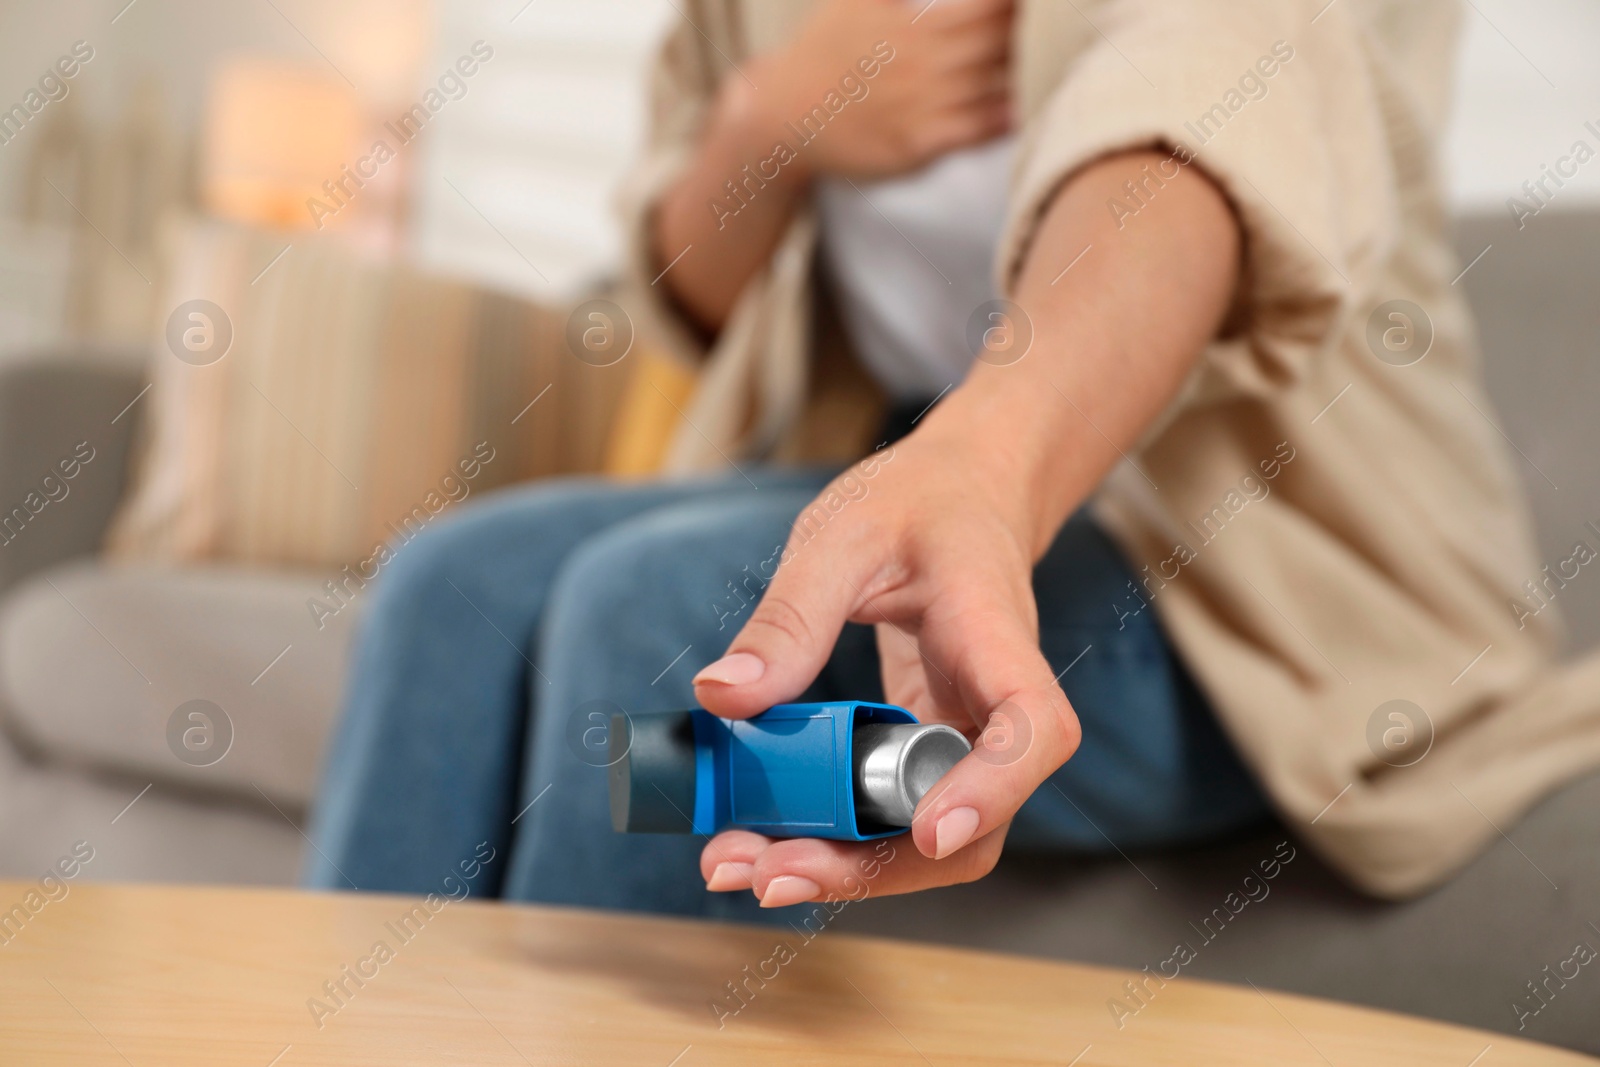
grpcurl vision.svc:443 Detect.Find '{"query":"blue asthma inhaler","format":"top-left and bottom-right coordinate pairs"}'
top-left (608, 702), bottom-right (971, 841)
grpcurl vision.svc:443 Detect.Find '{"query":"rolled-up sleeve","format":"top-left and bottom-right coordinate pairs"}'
top-left (614, 4), bottom-right (823, 467)
top-left (999, 0), bottom-right (1399, 400)
top-left (616, 2), bottom-right (725, 368)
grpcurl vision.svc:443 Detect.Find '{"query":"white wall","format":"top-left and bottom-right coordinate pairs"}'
top-left (1443, 0), bottom-right (1600, 214)
top-left (0, 0), bottom-right (402, 192)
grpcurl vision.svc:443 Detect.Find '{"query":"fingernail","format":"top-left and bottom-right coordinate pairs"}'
top-left (694, 652), bottom-right (765, 687)
top-left (759, 875), bottom-right (820, 909)
top-left (706, 862), bottom-right (754, 892)
top-left (934, 807), bottom-right (980, 860)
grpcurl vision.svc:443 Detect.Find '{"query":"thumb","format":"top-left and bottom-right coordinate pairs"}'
top-left (693, 536), bottom-right (868, 719)
top-left (907, 596), bottom-right (1081, 861)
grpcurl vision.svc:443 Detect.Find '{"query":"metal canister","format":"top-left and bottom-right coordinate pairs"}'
top-left (852, 722), bottom-right (971, 827)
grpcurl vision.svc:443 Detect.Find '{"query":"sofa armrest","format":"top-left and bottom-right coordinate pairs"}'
top-left (0, 347), bottom-right (146, 597)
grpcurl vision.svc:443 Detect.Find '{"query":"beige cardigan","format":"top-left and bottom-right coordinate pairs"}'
top-left (619, 0), bottom-right (1600, 898)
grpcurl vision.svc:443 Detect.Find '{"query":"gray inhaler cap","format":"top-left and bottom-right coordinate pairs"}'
top-left (608, 709), bottom-right (697, 833)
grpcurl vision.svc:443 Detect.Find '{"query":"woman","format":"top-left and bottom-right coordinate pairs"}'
top-left (307, 0), bottom-right (1600, 913)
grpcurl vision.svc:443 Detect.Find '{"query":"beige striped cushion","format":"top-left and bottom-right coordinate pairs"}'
top-left (106, 218), bottom-right (631, 567)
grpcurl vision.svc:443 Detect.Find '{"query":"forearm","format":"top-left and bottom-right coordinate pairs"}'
top-left (920, 149), bottom-right (1242, 557)
top-left (692, 152), bottom-right (1241, 900)
top-left (650, 0), bottom-right (1014, 337)
top-left (651, 76), bottom-right (814, 336)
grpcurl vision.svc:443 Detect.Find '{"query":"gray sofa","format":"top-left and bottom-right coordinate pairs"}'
top-left (1, 211), bottom-right (1597, 1053)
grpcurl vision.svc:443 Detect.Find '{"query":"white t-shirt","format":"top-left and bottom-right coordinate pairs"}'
top-left (815, 134), bottom-right (1017, 401)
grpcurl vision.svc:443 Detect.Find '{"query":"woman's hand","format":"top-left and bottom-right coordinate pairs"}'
top-left (742, 0), bottom-right (1014, 181)
top-left (652, 0), bottom-right (1013, 333)
top-left (693, 422), bottom-right (1079, 904)
top-left (691, 150), bottom-right (1244, 906)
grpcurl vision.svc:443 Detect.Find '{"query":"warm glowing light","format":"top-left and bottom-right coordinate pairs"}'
top-left (202, 58), bottom-right (361, 230)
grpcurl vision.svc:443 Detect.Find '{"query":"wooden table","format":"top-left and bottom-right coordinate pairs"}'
top-left (0, 882), bottom-right (1590, 1065)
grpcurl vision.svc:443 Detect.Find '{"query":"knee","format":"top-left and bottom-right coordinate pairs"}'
top-left (543, 517), bottom-right (686, 642)
top-left (543, 498), bottom-right (789, 650)
top-left (367, 477), bottom-right (612, 614)
top-left (361, 503), bottom-right (494, 617)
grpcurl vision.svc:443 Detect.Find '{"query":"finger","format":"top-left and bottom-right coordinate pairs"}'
top-left (927, 18), bottom-right (1012, 70)
top-left (918, 0), bottom-right (1014, 34)
top-left (692, 493), bottom-right (888, 719)
top-left (934, 63), bottom-right (1010, 109)
top-left (874, 621), bottom-right (949, 724)
top-left (906, 592), bottom-right (1081, 862)
top-left (917, 62), bottom-right (1008, 119)
top-left (911, 98), bottom-right (1013, 159)
top-left (744, 826), bottom-right (1008, 906)
top-left (700, 830), bottom-right (772, 891)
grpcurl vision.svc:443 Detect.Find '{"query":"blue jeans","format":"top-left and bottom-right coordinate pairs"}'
top-left (304, 472), bottom-right (1268, 921)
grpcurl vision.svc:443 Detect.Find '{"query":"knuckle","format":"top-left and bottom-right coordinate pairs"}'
top-left (1043, 692), bottom-right (1082, 759)
top-left (746, 594), bottom-right (817, 651)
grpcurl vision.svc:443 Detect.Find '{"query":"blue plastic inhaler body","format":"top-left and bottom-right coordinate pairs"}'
top-left (609, 701), bottom-right (969, 841)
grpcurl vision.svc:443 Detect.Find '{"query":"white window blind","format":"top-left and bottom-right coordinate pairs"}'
top-left (409, 0), bottom-right (674, 300)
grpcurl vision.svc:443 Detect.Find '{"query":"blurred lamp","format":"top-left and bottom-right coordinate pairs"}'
top-left (202, 58), bottom-right (361, 230)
